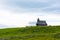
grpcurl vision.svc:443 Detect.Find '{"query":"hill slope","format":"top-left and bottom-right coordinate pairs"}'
top-left (0, 26), bottom-right (60, 40)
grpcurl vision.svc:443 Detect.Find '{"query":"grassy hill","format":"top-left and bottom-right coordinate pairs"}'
top-left (0, 26), bottom-right (60, 40)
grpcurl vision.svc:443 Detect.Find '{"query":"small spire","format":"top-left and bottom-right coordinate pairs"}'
top-left (37, 18), bottom-right (40, 22)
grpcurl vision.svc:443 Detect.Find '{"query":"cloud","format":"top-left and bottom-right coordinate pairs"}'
top-left (0, 8), bottom-right (38, 27)
top-left (1, 0), bottom-right (60, 13)
top-left (3, 0), bottom-right (60, 13)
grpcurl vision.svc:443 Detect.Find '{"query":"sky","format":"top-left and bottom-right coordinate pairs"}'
top-left (0, 0), bottom-right (60, 28)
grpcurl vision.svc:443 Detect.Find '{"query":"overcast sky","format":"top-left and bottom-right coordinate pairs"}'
top-left (0, 0), bottom-right (60, 28)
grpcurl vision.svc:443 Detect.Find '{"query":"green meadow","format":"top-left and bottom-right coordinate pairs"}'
top-left (0, 26), bottom-right (60, 40)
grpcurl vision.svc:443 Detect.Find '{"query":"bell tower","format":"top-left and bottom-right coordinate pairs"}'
top-left (37, 18), bottom-right (40, 22)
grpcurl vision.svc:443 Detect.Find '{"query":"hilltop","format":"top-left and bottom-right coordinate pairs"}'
top-left (0, 26), bottom-right (60, 40)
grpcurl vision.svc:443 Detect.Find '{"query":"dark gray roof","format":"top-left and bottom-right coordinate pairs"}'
top-left (37, 20), bottom-right (47, 24)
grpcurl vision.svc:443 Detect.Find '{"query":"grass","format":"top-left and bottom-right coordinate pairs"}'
top-left (0, 26), bottom-right (60, 40)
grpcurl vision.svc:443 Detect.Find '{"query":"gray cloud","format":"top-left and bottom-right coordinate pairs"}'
top-left (0, 0), bottom-right (60, 13)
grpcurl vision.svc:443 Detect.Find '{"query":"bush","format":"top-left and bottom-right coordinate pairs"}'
top-left (54, 33), bottom-right (60, 39)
